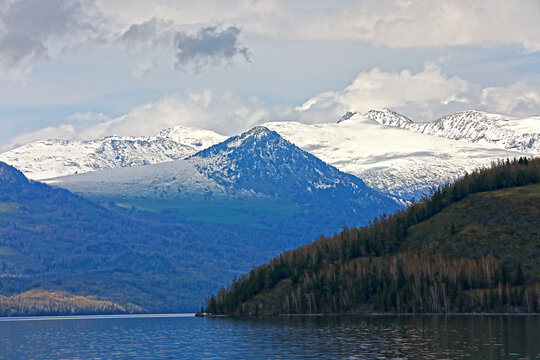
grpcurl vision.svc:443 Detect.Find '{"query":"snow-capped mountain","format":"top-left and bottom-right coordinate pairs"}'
top-left (0, 127), bottom-right (226, 180)
top-left (264, 112), bottom-right (531, 200)
top-left (48, 126), bottom-right (401, 226)
top-left (3, 109), bottom-right (536, 202)
top-left (363, 109), bottom-right (414, 128)
top-left (190, 126), bottom-right (392, 205)
top-left (366, 109), bottom-right (540, 155)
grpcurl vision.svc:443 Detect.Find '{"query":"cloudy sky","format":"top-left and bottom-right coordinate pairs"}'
top-left (1, 0), bottom-right (539, 150)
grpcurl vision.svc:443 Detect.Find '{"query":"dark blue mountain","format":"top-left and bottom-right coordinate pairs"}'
top-left (191, 126), bottom-right (400, 223)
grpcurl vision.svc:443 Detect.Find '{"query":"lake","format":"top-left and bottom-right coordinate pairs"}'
top-left (0, 314), bottom-right (539, 359)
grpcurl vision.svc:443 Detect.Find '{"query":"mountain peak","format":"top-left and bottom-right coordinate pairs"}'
top-left (337, 111), bottom-right (358, 123)
top-left (436, 110), bottom-right (504, 125)
top-left (191, 126), bottom-right (290, 159)
top-left (235, 126), bottom-right (274, 141)
top-left (363, 109), bottom-right (414, 127)
top-left (336, 109), bottom-right (414, 127)
top-left (411, 110), bottom-right (539, 154)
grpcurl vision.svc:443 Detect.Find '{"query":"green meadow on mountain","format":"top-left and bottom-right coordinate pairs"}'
top-left (206, 158), bottom-right (540, 315)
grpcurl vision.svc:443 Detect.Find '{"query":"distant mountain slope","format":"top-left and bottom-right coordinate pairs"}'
top-left (207, 157), bottom-right (540, 315)
top-left (366, 109), bottom-right (540, 155)
top-left (264, 113), bottom-right (529, 200)
top-left (48, 127), bottom-right (401, 230)
top-left (0, 127), bottom-right (226, 180)
top-left (47, 159), bottom-right (227, 199)
top-left (0, 162), bottom-right (319, 313)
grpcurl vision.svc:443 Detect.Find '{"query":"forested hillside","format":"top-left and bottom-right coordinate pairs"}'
top-left (0, 162), bottom-right (322, 313)
top-left (207, 158), bottom-right (540, 315)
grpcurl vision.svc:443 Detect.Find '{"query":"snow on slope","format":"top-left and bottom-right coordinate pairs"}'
top-left (264, 113), bottom-right (532, 200)
top-left (47, 127), bottom-right (401, 219)
top-left (0, 127), bottom-right (226, 180)
top-left (46, 157), bottom-right (228, 199)
top-left (366, 109), bottom-right (540, 155)
top-left (190, 126), bottom-right (389, 204)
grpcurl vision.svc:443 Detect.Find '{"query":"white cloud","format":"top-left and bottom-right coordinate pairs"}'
top-left (96, 0), bottom-right (540, 51)
top-left (66, 111), bottom-right (110, 122)
top-left (173, 26), bottom-right (250, 70)
top-left (352, 0), bottom-right (540, 51)
top-left (0, 1), bottom-right (253, 72)
top-left (119, 17), bottom-right (175, 49)
top-left (295, 64), bottom-right (471, 122)
top-left (1, 0), bottom-right (538, 74)
top-left (3, 65), bottom-right (540, 151)
top-left (293, 64), bottom-right (540, 122)
top-left (0, 0), bottom-right (104, 72)
top-left (0, 124), bottom-right (77, 152)
top-left (95, 91), bottom-right (267, 136)
top-left (480, 82), bottom-right (540, 116)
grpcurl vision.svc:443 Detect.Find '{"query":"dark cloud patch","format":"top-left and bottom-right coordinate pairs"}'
top-left (0, 1), bottom-right (250, 73)
top-left (174, 26), bottom-right (250, 70)
top-left (119, 17), bottom-right (174, 49)
top-left (0, 0), bottom-right (98, 69)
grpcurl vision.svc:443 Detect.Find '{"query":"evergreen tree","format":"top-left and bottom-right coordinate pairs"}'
top-left (514, 263), bottom-right (525, 286)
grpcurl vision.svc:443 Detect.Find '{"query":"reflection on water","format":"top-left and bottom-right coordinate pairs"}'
top-left (0, 315), bottom-right (539, 359)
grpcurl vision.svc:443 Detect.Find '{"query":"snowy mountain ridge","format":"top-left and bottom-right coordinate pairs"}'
top-left (264, 112), bottom-right (531, 200)
top-left (49, 126), bottom-right (381, 201)
top-left (364, 109), bottom-right (540, 155)
top-left (1, 109), bottom-right (537, 202)
top-left (362, 109), bottom-right (414, 128)
top-left (0, 126), bottom-right (226, 180)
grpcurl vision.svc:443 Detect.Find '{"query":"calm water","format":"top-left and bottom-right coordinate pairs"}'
top-left (0, 314), bottom-right (539, 359)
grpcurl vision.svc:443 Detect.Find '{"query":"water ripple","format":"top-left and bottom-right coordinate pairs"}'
top-left (0, 315), bottom-right (538, 359)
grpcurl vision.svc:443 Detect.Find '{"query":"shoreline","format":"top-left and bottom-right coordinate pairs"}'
top-left (202, 312), bottom-right (540, 318)
top-left (0, 313), bottom-right (196, 322)
top-left (2, 312), bottom-right (539, 321)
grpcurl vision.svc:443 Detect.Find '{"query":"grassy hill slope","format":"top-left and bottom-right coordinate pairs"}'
top-left (405, 184), bottom-right (540, 272)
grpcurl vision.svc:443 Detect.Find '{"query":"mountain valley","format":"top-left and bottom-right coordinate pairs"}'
top-left (0, 127), bottom-right (400, 314)
top-left (0, 109), bottom-right (538, 315)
